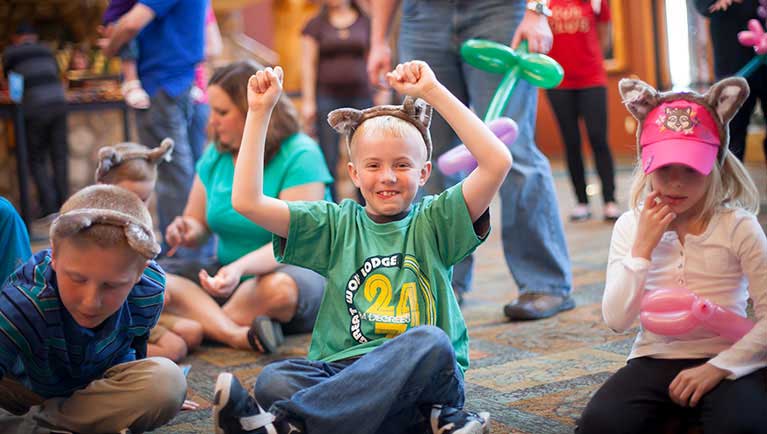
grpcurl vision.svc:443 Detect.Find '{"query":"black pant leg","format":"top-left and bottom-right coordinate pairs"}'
top-left (47, 112), bottom-right (69, 208)
top-left (728, 90), bottom-right (757, 161)
top-left (576, 358), bottom-right (703, 434)
top-left (578, 86), bottom-right (616, 203)
top-left (24, 116), bottom-right (57, 216)
top-left (547, 88), bottom-right (587, 204)
top-left (697, 368), bottom-right (767, 434)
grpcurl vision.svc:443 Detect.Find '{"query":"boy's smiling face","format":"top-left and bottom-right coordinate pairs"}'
top-left (51, 239), bottom-right (147, 329)
top-left (348, 132), bottom-right (431, 219)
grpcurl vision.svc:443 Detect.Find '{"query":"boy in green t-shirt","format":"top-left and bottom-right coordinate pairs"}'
top-left (213, 60), bottom-right (513, 434)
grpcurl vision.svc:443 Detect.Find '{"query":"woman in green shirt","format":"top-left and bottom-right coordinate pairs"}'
top-left (160, 61), bottom-right (333, 352)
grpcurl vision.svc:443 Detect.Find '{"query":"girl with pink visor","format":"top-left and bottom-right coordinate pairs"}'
top-left (576, 76), bottom-right (767, 433)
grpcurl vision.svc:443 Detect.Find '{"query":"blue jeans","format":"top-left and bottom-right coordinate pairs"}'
top-left (136, 88), bottom-right (203, 259)
top-left (254, 326), bottom-right (464, 434)
top-left (316, 93), bottom-right (372, 202)
top-left (399, 0), bottom-right (572, 297)
top-left (189, 101), bottom-right (210, 163)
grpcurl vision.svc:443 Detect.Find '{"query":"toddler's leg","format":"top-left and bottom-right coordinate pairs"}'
top-left (698, 367), bottom-right (767, 434)
top-left (4, 357), bottom-right (186, 433)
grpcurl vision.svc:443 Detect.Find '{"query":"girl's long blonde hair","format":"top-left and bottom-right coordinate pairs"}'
top-left (629, 149), bottom-right (759, 222)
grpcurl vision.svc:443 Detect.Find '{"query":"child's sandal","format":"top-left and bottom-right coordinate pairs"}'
top-left (246, 316), bottom-right (284, 354)
top-left (121, 80), bottom-right (151, 110)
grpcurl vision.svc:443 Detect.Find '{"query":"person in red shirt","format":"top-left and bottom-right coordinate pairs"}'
top-left (547, 0), bottom-right (619, 221)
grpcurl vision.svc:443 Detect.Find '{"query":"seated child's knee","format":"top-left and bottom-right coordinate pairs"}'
top-left (142, 357), bottom-right (187, 409)
top-left (254, 360), bottom-right (302, 407)
top-left (407, 325), bottom-right (452, 354)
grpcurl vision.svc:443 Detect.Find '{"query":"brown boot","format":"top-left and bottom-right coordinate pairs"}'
top-left (503, 293), bottom-right (575, 321)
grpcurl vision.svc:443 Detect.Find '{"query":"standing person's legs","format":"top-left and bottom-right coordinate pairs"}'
top-left (47, 111), bottom-right (69, 209)
top-left (399, 0), bottom-right (474, 300)
top-left (136, 89), bottom-right (197, 258)
top-left (453, 0), bottom-right (573, 318)
top-left (0, 358), bottom-right (186, 434)
top-left (697, 368), bottom-right (767, 433)
top-left (24, 115), bottom-right (57, 217)
top-left (547, 88), bottom-right (589, 214)
top-left (728, 87), bottom-right (756, 161)
top-left (577, 358), bottom-right (701, 434)
top-left (578, 86), bottom-right (617, 215)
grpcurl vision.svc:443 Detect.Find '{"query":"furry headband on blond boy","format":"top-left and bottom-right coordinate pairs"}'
top-left (619, 77), bottom-right (749, 175)
top-left (94, 138), bottom-right (174, 182)
top-left (327, 96), bottom-right (433, 160)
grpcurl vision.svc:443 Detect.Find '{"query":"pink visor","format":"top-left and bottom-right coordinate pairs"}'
top-left (640, 101), bottom-right (721, 175)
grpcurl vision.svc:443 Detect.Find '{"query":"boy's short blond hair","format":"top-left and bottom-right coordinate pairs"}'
top-left (50, 185), bottom-right (160, 259)
top-left (349, 116), bottom-right (428, 160)
top-left (95, 138), bottom-right (174, 184)
top-left (328, 96), bottom-right (433, 160)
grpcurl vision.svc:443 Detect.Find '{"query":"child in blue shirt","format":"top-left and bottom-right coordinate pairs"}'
top-left (0, 184), bottom-right (186, 433)
top-left (212, 60), bottom-right (512, 434)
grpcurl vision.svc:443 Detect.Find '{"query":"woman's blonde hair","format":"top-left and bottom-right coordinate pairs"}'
top-left (208, 61), bottom-right (300, 163)
top-left (629, 149), bottom-right (759, 221)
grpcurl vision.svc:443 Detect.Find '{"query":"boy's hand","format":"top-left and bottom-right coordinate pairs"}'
top-left (247, 66), bottom-right (284, 112)
top-left (631, 191), bottom-right (676, 260)
top-left (669, 363), bottom-right (729, 407)
top-left (385, 61), bottom-right (440, 100)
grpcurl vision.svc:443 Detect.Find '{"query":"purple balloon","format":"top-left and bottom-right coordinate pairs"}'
top-left (437, 117), bottom-right (518, 175)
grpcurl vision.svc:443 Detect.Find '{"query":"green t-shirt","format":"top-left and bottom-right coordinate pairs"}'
top-left (274, 182), bottom-right (488, 374)
top-left (197, 133), bottom-right (333, 265)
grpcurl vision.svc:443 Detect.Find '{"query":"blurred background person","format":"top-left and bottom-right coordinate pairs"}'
top-left (546, 0), bottom-right (619, 221)
top-left (301, 0), bottom-right (373, 201)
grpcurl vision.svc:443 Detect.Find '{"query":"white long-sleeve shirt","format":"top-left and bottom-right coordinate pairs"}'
top-left (603, 208), bottom-right (767, 379)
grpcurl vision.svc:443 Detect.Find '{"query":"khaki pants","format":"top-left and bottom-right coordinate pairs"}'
top-left (0, 357), bottom-right (186, 434)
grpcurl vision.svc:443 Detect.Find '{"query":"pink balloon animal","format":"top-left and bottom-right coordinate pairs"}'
top-left (640, 287), bottom-right (755, 343)
top-left (738, 19), bottom-right (767, 55)
top-left (437, 117), bottom-right (518, 176)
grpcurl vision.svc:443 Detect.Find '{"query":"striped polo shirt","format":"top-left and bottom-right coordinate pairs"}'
top-left (0, 250), bottom-right (165, 398)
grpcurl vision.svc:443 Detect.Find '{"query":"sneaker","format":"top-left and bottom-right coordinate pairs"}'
top-left (603, 202), bottom-right (621, 221)
top-left (213, 373), bottom-right (277, 434)
top-left (569, 204), bottom-right (591, 222)
top-left (430, 405), bottom-right (490, 434)
top-left (503, 293), bottom-right (576, 321)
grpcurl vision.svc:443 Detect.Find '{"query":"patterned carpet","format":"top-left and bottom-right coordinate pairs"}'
top-left (155, 162), bottom-right (765, 434)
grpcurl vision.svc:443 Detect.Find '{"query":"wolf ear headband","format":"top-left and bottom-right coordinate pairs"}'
top-left (50, 208), bottom-right (160, 259)
top-left (327, 96), bottom-right (433, 160)
top-left (95, 138), bottom-right (174, 182)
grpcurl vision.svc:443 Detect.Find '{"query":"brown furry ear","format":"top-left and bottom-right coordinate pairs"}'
top-left (147, 138), bottom-right (174, 163)
top-left (619, 78), bottom-right (660, 121)
top-left (704, 77), bottom-right (750, 126)
top-left (328, 108), bottom-right (364, 135)
top-left (403, 96), bottom-right (432, 131)
top-left (95, 146), bottom-right (120, 182)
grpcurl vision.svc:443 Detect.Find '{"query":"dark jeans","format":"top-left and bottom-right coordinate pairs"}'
top-left (546, 86), bottom-right (616, 205)
top-left (576, 357), bottom-right (767, 434)
top-left (728, 67), bottom-right (767, 162)
top-left (254, 326), bottom-right (464, 434)
top-left (25, 111), bottom-right (68, 217)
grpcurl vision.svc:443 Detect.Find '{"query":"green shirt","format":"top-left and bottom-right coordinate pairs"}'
top-left (197, 133), bottom-right (333, 265)
top-left (275, 183), bottom-right (487, 373)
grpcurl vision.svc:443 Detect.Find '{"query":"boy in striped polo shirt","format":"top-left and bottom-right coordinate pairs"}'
top-left (0, 185), bottom-right (187, 433)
